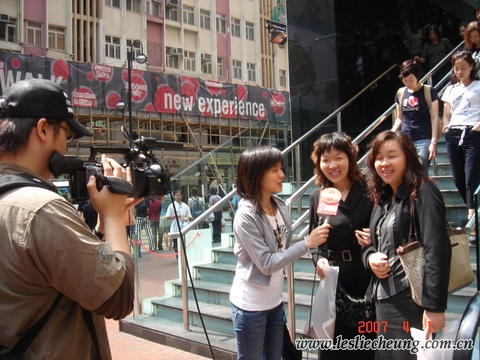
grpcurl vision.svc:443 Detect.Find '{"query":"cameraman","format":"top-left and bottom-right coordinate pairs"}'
top-left (0, 79), bottom-right (135, 359)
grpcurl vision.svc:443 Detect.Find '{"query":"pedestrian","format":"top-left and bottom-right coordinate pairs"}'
top-left (229, 146), bottom-right (326, 360)
top-left (362, 131), bottom-right (451, 360)
top-left (308, 132), bottom-right (374, 360)
top-left (0, 79), bottom-right (136, 359)
top-left (165, 190), bottom-right (191, 255)
top-left (392, 59), bottom-right (440, 174)
top-left (208, 185), bottom-right (223, 245)
top-left (441, 50), bottom-right (480, 223)
top-left (135, 197), bottom-right (154, 251)
top-left (188, 187), bottom-right (206, 228)
top-left (148, 196), bottom-right (163, 251)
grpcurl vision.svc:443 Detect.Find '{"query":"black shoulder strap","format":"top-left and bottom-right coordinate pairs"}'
top-left (0, 173), bottom-right (56, 196)
top-left (0, 174), bottom-right (59, 355)
top-left (10, 294), bottom-right (62, 355)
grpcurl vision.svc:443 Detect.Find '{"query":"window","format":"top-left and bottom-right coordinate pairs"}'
top-left (231, 17), bottom-right (240, 37)
top-left (201, 54), bottom-right (212, 74)
top-left (217, 57), bottom-right (224, 77)
top-left (151, 1), bottom-right (161, 17)
top-left (184, 50), bottom-right (195, 71)
top-left (216, 14), bottom-right (226, 34)
top-left (105, 35), bottom-right (121, 59)
top-left (105, 0), bottom-right (120, 7)
top-left (127, 39), bottom-right (142, 59)
top-left (0, 18), bottom-right (16, 42)
top-left (166, 6), bottom-right (179, 21)
top-left (183, 5), bottom-right (194, 25)
top-left (167, 53), bottom-right (179, 69)
top-left (200, 9), bottom-right (210, 30)
top-left (26, 21), bottom-right (42, 46)
top-left (48, 25), bottom-right (65, 51)
top-left (126, 0), bottom-right (140, 12)
top-left (279, 69), bottom-right (287, 88)
top-left (246, 21), bottom-right (254, 40)
top-left (233, 59), bottom-right (242, 79)
top-left (247, 63), bottom-right (256, 82)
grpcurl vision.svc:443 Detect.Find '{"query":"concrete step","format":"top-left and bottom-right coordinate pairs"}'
top-left (446, 204), bottom-right (468, 228)
top-left (194, 262), bottom-right (321, 296)
top-left (169, 279), bottom-right (316, 321)
top-left (212, 247), bottom-right (315, 273)
top-left (435, 162), bottom-right (455, 176)
top-left (442, 189), bottom-right (467, 206)
top-left (431, 175), bottom-right (456, 191)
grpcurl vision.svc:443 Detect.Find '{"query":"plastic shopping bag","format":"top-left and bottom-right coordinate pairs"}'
top-left (304, 265), bottom-right (339, 340)
top-left (411, 319), bottom-right (460, 360)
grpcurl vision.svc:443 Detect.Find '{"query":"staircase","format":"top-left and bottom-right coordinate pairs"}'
top-left (120, 151), bottom-right (479, 358)
top-left (431, 140), bottom-right (478, 316)
top-left (119, 42), bottom-right (479, 358)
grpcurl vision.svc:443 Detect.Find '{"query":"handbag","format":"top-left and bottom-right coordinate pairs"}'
top-left (446, 229), bottom-right (475, 292)
top-left (283, 324), bottom-right (302, 360)
top-left (335, 282), bottom-right (375, 328)
top-left (397, 202), bottom-right (475, 306)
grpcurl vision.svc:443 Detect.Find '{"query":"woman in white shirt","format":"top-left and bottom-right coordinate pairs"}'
top-left (442, 50), bottom-right (480, 222)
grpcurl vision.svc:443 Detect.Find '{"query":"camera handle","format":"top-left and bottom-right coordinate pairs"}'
top-left (101, 176), bottom-right (134, 196)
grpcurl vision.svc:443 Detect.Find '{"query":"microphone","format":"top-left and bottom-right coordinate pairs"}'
top-left (317, 187), bottom-right (341, 225)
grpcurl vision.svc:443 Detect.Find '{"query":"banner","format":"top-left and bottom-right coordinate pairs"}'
top-left (0, 50), bottom-right (290, 123)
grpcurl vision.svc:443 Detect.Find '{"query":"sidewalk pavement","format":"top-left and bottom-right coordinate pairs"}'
top-left (107, 246), bottom-right (210, 360)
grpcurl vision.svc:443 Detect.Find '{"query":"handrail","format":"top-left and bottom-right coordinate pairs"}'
top-left (453, 292), bottom-right (480, 360)
top-left (281, 63), bottom-right (398, 156)
top-left (171, 127), bottom-right (250, 180)
top-left (173, 41), bottom-right (465, 334)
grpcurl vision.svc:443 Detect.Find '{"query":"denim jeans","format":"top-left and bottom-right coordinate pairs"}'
top-left (413, 138), bottom-right (431, 175)
top-left (445, 128), bottom-right (480, 210)
top-left (231, 302), bottom-right (284, 360)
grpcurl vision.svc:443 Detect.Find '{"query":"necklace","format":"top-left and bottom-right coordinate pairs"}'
top-left (272, 214), bottom-right (284, 249)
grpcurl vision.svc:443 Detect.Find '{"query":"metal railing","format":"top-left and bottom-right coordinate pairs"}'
top-left (172, 41), bottom-right (468, 335)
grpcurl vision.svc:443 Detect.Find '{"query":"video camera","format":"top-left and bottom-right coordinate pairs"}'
top-left (49, 127), bottom-right (182, 202)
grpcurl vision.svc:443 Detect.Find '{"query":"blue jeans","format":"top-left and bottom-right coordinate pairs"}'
top-left (413, 138), bottom-right (430, 175)
top-left (231, 302), bottom-right (284, 360)
top-left (445, 128), bottom-right (480, 210)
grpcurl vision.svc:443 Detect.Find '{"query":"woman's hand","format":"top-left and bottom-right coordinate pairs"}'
top-left (316, 257), bottom-right (329, 279)
top-left (305, 222), bottom-right (331, 248)
top-left (368, 252), bottom-right (390, 279)
top-left (354, 228), bottom-right (371, 247)
top-left (423, 311), bottom-right (445, 335)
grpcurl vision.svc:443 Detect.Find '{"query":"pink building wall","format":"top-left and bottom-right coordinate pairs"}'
top-left (216, 0), bottom-right (230, 82)
top-left (23, 0), bottom-right (47, 57)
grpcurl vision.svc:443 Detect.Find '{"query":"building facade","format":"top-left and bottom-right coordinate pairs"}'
top-left (0, 0), bottom-right (291, 194)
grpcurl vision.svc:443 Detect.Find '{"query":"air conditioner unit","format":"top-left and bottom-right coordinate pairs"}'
top-left (166, 0), bottom-right (178, 7)
top-left (172, 48), bottom-right (183, 56)
top-left (0, 14), bottom-right (10, 22)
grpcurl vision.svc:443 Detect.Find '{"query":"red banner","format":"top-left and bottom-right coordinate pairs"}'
top-left (0, 51), bottom-right (290, 123)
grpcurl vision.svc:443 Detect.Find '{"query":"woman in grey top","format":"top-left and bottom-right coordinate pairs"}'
top-left (229, 146), bottom-right (326, 360)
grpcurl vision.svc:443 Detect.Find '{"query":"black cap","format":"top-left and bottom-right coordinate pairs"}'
top-left (0, 79), bottom-right (92, 139)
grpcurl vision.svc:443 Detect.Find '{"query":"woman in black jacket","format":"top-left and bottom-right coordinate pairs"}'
top-left (309, 132), bottom-right (374, 360)
top-left (362, 131), bottom-right (451, 360)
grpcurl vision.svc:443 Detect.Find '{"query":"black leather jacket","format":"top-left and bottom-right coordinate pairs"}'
top-left (361, 181), bottom-right (451, 312)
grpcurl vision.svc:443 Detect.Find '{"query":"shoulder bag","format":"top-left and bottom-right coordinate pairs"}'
top-left (397, 202), bottom-right (475, 306)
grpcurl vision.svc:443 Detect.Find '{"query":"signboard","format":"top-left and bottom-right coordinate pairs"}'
top-left (0, 50), bottom-right (290, 123)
